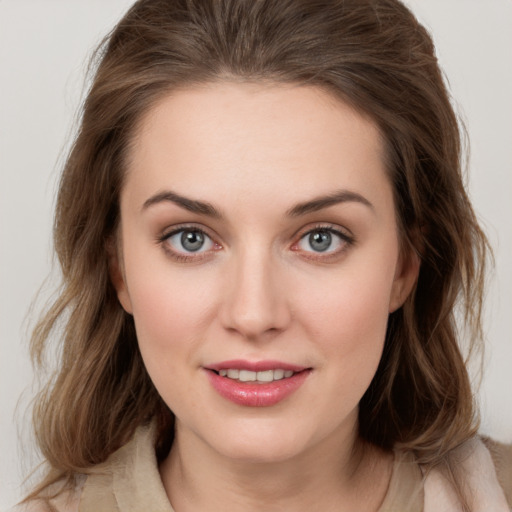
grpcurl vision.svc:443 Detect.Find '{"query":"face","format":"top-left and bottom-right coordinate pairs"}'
top-left (113, 82), bottom-right (418, 463)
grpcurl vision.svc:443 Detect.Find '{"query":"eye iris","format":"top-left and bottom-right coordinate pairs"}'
top-left (309, 230), bottom-right (332, 252)
top-left (181, 230), bottom-right (204, 252)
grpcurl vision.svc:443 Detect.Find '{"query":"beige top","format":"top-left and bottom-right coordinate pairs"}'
top-left (17, 425), bottom-right (512, 512)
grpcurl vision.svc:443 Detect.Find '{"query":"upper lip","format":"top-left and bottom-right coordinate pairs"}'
top-left (205, 359), bottom-right (309, 372)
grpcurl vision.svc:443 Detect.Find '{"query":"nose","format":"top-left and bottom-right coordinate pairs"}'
top-left (220, 247), bottom-right (291, 341)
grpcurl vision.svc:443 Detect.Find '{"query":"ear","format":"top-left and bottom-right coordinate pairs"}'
top-left (389, 247), bottom-right (420, 313)
top-left (106, 237), bottom-right (133, 314)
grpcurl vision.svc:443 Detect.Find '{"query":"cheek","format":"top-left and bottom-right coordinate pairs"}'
top-left (294, 253), bottom-right (397, 388)
top-left (123, 252), bottom-right (218, 373)
top-left (125, 269), bottom-right (218, 417)
top-left (301, 255), bottom-right (395, 338)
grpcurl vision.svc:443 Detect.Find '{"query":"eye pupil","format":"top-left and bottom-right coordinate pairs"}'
top-left (309, 230), bottom-right (332, 252)
top-left (181, 230), bottom-right (205, 251)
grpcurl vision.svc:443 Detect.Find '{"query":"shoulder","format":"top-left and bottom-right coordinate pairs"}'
top-left (11, 475), bottom-right (86, 512)
top-left (424, 437), bottom-right (512, 512)
top-left (14, 424), bottom-right (159, 512)
top-left (482, 437), bottom-right (512, 507)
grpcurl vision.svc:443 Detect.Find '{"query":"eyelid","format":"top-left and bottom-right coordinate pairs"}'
top-left (291, 223), bottom-right (355, 260)
top-left (293, 222), bottom-right (354, 243)
top-left (157, 222), bottom-right (354, 263)
top-left (158, 223), bottom-right (222, 262)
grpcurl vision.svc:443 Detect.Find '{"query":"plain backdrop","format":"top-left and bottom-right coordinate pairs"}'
top-left (1, 0), bottom-right (511, 509)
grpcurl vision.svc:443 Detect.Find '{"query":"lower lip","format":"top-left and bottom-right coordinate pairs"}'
top-left (205, 369), bottom-right (311, 407)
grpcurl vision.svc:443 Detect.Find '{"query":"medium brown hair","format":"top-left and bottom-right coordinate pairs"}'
top-left (28, 0), bottom-right (489, 506)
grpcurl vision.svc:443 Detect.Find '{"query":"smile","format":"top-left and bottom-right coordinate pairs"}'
top-left (217, 368), bottom-right (295, 382)
top-left (205, 360), bottom-right (311, 407)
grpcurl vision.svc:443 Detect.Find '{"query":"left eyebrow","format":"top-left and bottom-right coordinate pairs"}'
top-left (286, 189), bottom-right (374, 217)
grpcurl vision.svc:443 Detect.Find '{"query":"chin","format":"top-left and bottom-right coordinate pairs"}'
top-left (218, 439), bottom-right (304, 464)
top-left (201, 418), bottom-right (315, 464)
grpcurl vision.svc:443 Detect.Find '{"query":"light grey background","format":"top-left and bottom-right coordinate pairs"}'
top-left (1, 0), bottom-right (511, 508)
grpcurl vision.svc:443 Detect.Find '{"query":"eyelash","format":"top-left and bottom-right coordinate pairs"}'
top-left (158, 224), bottom-right (219, 263)
top-left (158, 223), bottom-right (355, 263)
top-left (292, 224), bottom-right (355, 262)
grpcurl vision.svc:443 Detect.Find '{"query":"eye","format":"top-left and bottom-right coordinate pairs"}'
top-left (295, 227), bottom-right (353, 255)
top-left (164, 228), bottom-right (215, 255)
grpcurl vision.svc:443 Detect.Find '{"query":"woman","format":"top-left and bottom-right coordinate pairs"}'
top-left (18, 0), bottom-right (511, 510)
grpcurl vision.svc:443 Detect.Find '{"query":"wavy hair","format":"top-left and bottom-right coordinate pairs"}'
top-left (27, 0), bottom-right (489, 507)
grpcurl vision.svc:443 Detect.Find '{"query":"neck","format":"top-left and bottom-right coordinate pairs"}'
top-left (159, 417), bottom-right (392, 512)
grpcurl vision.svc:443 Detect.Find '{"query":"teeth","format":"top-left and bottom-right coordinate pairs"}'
top-left (227, 369), bottom-right (239, 379)
top-left (239, 370), bottom-right (256, 382)
top-left (273, 369), bottom-right (285, 380)
top-left (217, 368), bottom-right (297, 382)
top-left (256, 370), bottom-right (274, 382)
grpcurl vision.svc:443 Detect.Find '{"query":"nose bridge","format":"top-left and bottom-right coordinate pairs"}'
top-left (222, 242), bottom-right (290, 339)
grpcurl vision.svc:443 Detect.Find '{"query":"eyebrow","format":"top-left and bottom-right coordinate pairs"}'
top-left (286, 189), bottom-right (374, 217)
top-left (142, 190), bottom-right (222, 218)
top-left (141, 188), bottom-right (374, 218)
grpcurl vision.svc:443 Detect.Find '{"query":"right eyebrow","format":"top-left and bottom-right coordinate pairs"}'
top-left (141, 190), bottom-right (223, 219)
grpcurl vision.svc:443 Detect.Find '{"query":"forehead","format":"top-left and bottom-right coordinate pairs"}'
top-left (123, 82), bottom-right (391, 214)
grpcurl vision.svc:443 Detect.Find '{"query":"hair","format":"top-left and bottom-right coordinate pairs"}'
top-left (27, 0), bottom-right (489, 508)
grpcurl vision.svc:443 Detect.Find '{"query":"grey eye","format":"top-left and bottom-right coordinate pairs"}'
top-left (181, 230), bottom-right (205, 252)
top-left (297, 228), bottom-right (348, 254)
top-left (308, 230), bottom-right (333, 252)
top-left (166, 229), bottom-right (214, 253)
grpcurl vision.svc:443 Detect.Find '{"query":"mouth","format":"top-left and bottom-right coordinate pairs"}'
top-left (204, 360), bottom-right (312, 407)
top-left (212, 368), bottom-right (300, 383)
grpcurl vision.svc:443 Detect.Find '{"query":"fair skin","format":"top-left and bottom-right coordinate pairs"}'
top-left (112, 82), bottom-right (419, 512)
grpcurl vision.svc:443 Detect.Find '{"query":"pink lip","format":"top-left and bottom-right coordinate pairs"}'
top-left (204, 360), bottom-right (311, 407)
